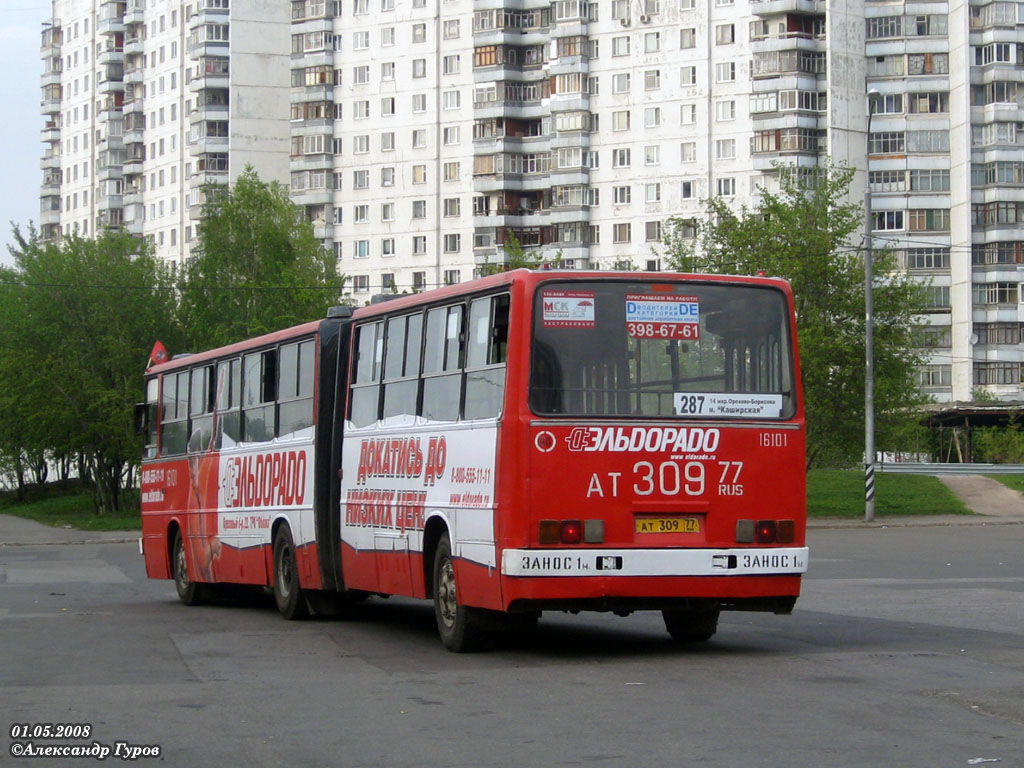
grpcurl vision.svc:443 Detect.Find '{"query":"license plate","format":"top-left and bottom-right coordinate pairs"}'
top-left (635, 517), bottom-right (701, 534)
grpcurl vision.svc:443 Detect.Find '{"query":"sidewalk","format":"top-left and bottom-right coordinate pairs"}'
top-left (809, 474), bottom-right (1024, 529)
top-left (0, 514), bottom-right (138, 546)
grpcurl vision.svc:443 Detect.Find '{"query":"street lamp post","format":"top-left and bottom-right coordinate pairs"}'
top-left (865, 89), bottom-right (879, 523)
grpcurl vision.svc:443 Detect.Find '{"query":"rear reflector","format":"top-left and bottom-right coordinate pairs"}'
top-left (736, 519), bottom-right (755, 543)
top-left (584, 519), bottom-right (604, 544)
top-left (539, 520), bottom-right (560, 545)
top-left (776, 519), bottom-right (795, 543)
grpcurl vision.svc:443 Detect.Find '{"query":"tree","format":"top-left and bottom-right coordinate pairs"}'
top-left (0, 226), bottom-right (181, 511)
top-left (179, 167), bottom-right (347, 350)
top-left (661, 164), bottom-right (928, 468)
top-left (477, 232), bottom-right (562, 276)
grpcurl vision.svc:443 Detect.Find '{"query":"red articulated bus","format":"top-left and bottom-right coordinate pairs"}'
top-left (138, 270), bottom-right (808, 651)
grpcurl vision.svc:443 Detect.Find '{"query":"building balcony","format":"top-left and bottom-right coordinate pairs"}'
top-left (40, 153), bottom-right (60, 170)
top-left (313, 222), bottom-right (334, 240)
top-left (124, 1), bottom-right (144, 23)
top-left (97, 194), bottom-right (124, 211)
top-left (124, 34), bottom-right (143, 54)
top-left (123, 188), bottom-right (142, 206)
top-left (40, 26), bottom-right (61, 58)
top-left (123, 128), bottom-right (144, 145)
top-left (98, 78), bottom-right (125, 95)
top-left (190, 169), bottom-right (229, 189)
top-left (97, 16), bottom-right (124, 36)
top-left (99, 47), bottom-right (124, 66)
top-left (41, 70), bottom-right (62, 88)
top-left (40, 209), bottom-right (61, 226)
top-left (188, 40), bottom-right (229, 59)
top-left (123, 158), bottom-right (143, 177)
top-left (290, 85), bottom-right (333, 104)
top-left (191, 136), bottom-right (230, 156)
top-left (97, 164), bottom-right (124, 182)
top-left (291, 188), bottom-right (333, 206)
top-left (41, 122), bottom-right (60, 143)
top-left (289, 154), bottom-right (333, 173)
top-left (189, 73), bottom-right (230, 92)
top-left (751, 0), bottom-right (826, 16)
top-left (122, 98), bottom-right (143, 115)
top-left (124, 66), bottom-right (143, 84)
top-left (40, 178), bottom-right (61, 197)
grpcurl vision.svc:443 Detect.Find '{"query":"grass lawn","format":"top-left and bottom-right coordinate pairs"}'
top-left (807, 469), bottom-right (972, 518)
top-left (986, 474), bottom-right (1024, 495)
top-left (0, 488), bottom-right (140, 531)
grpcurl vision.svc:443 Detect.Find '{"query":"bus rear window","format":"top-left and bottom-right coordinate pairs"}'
top-left (530, 281), bottom-right (795, 419)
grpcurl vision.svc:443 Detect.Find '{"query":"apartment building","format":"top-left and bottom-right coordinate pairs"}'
top-left (41, 0), bottom-right (291, 266)
top-left (42, 0), bottom-right (1024, 403)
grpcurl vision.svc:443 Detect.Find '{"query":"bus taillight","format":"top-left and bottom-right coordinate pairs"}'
top-left (755, 520), bottom-right (777, 544)
top-left (539, 519), bottom-right (604, 545)
top-left (736, 519), bottom-right (796, 544)
top-left (561, 520), bottom-right (583, 544)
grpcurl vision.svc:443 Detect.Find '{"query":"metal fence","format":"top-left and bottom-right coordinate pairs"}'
top-left (877, 463), bottom-right (1024, 475)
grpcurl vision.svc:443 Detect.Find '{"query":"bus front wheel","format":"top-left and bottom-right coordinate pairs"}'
top-left (432, 535), bottom-right (484, 652)
top-left (273, 525), bottom-right (309, 620)
top-left (662, 608), bottom-right (719, 643)
top-left (172, 529), bottom-right (205, 606)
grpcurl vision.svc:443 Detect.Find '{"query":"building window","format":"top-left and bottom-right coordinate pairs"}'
top-left (613, 223), bottom-right (631, 242)
top-left (680, 28), bottom-right (696, 48)
top-left (413, 235), bottom-right (427, 254)
top-left (354, 204), bottom-right (369, 222)
top-left (716, 177), bottom-right (736, 197)
top-left (444, 234), bottom-right (460, 252)
top-left (354, 240), bottom-right (370, 258)
top-left (644, 69), bottom-right (660, 90)
top-left (381, 97), bottom-right (395, 116)
top-left (872, 210), bottom-right (904, 231)
top-left (680, 65), bottom-right (696, 85)
top-left (381, 239), bottom-right (395, 257)
top-left (645, 221), bottom-right (662, 241)
top-left (412, 129), bottom-right (426, 147)
top-left (443, 55), bottom-right (460, 74)
top-left (613, 185), bottom-right (631, 204)
top-left (413, 200), bottom-right (427, 218)
top-left (715, 100), bottom-right (736, 121)
top-left (443, 197), bottom-right (460, 216)
top-left (715, 23), bottom-right (734, 44)
top-left (716, 139), bottom-right (736, 159)
top-left (381, 202), bottom-right (395, 221)
top-left (381, 167), bottom-right (395, 186)
top-left (715, 62), bottom-right (735, 82)
top-left (644, 107), bottom-right (661, 127)
top-left (680, 104), bottom-right (697, 124)
top-left (444, 162), bottom-right (460, 181)
top-left (645, 183), bottom-right (661, 203)
top-left (413, 165), bottom-right (427, 184)
top-left (612, 148), bottom-right (631, 168)
top-left (413, 24), bottom-right (426, 43)
top-left (681, 141), bottom-right (696, 162)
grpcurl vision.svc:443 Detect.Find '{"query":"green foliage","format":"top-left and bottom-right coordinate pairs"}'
top-left (179, 167), bottom-right (347, 349)
top-left (0, 226), bottom-right (180, 512)
top-left (477, 232), bottom-right (561, 276)
top-left (986, 474), bottom-right (1024, 494)
top-left (973, 416), bottom-right (1024, 464)
top-left (662, 164), bottom-right (928, 468)
top-left (807, 469), bottom-right (971, 517)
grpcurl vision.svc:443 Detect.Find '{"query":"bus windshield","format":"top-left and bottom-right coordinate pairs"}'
top-left (530, 280), bottom-right (796, 419)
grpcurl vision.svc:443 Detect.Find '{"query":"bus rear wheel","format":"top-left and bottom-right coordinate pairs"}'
top-left (433, 535), bottom-right (484, 652)
top-left (172, 529), bottom-right (205, 606)
top-left (662, 608), bottom-right (719, 643)
top-left (273, 525), bottom-right (309, 620)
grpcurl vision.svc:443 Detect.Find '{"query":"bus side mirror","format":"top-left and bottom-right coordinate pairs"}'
top-left (134, 403), bottom-right (149, 436)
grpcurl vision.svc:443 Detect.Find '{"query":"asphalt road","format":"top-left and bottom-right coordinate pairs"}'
top-left (1, 523), bottom-right (1022, 768)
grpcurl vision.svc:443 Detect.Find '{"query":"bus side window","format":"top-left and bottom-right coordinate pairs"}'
top-left (421, 304), bottom-right (463, 422)
top-left (382, 313), bottom-right (422, 420)
top-left (216, 358), bottom-right (241, 448)
top-left (142, 378), bottom-right (158, 459)
top-left (350, 321), bottom-right (383, 427)
top-left (242, 350), bottom-right (277, 442)
top-left (278, 339), bottom-right (315, 436)
top-left (188, 364), bottom-right (215, 454)
top-left (161, 372), bottom-right (188, 456)
top-left (464, 294), bottom-right (509, 420)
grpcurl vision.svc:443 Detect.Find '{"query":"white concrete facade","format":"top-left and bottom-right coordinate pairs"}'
top-left (41, 0), bottom-right (1024, 403)
top-left (43, 0), bottom-right (291, 268)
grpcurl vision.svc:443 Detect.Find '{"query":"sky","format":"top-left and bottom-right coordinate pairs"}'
top-left (0, 2), bottom-right (50, 268)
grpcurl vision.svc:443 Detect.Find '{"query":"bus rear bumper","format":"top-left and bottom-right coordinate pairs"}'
top-left (501, 547), bottom-right (808, 578)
